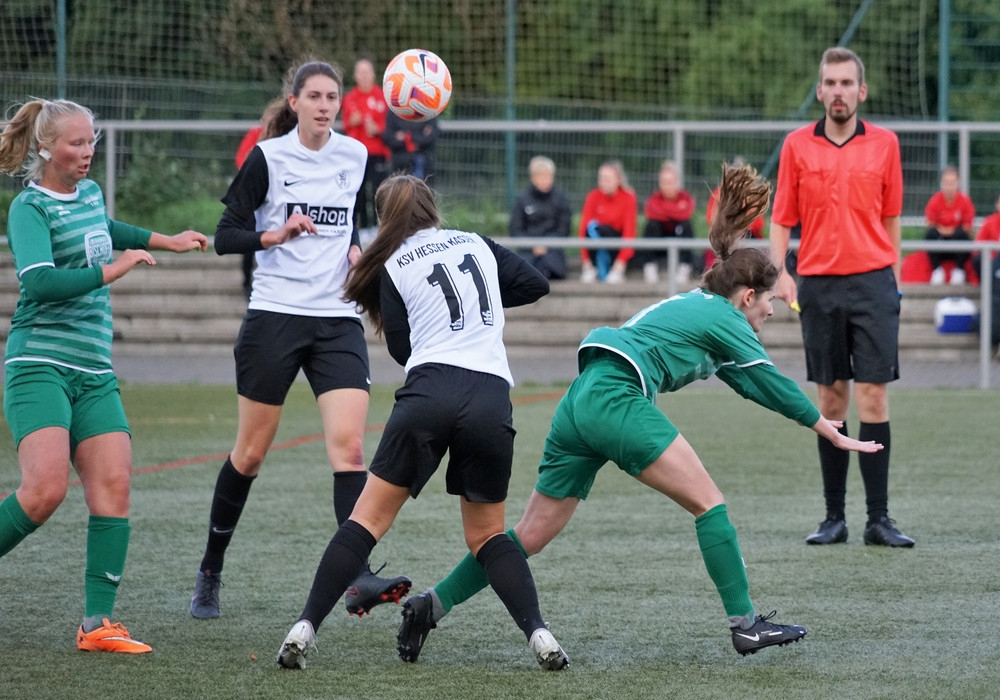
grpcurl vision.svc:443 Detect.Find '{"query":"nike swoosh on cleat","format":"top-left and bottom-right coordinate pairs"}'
top-left (735, 632), bottom-right (760, 641)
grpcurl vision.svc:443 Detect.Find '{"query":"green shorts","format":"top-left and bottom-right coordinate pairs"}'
top-left (535, 354), bottom-right (679, 500)
top-left (3, 361), bottom-right (130, 452)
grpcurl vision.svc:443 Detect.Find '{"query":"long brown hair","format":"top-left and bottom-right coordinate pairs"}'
top-left (701, 163), bottom-right (778, 298)
top-left (343, 174), bottom-right (442, 333)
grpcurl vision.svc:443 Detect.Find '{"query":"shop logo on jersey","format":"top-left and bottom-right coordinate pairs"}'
top-left (285, 203), bottom-right (350, 226)
top-left (84, 230), bottom-right (113, 266)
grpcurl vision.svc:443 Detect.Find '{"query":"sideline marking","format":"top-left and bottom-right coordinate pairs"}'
top-left (0, 389), bottom-right (566, 498)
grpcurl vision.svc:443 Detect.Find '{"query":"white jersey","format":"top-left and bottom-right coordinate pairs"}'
top-left (384, 228), bottom-right (514, 385)
top-left (249, 128), bottom-right (367, 316)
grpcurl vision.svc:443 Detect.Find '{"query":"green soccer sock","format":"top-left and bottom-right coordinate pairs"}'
top-left (0, 493), bottom-right (40, 558)
top-left (434, 527), bottom-right (527, 615)
top-left (695, 504), bottom-right (753, 622)
top-left (84, 515), bottom-right (131, 619)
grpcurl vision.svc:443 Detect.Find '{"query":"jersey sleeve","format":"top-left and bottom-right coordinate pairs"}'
top-left (715, 362), bottom-right (821, 427)
top-left (771, 135), bottom-right (800, 227)
top-left (108, 219), bottom-right (152, 249)
top-left (881, 131), bottom-right (904, 218)
top-left (215, 146), bottom-right (269, 255)
top-left (482, 235), bottom-right (550, 307)
top-left (8, 200), bottom-right (104, 302)
top-left (705, 310), bottom-right (820, 427)
top-left (380, 269), bottom-right (412, 365)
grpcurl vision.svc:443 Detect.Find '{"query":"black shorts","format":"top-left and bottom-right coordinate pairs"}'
top-left (797, 266), bottom-right (900, 385)
top-left (234, 310), bottom-right (370, 405)
top-left (369, 363), bottom-right (515, 503)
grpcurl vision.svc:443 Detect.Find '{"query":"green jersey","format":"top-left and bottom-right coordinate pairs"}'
top-left (5, 180), bottom-right (151, 372)
top-left (578, 289), bottom-right (821, 427)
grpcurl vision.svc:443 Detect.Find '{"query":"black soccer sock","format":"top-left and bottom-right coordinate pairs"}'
top-left (817, 424), bottom-right (850, 521)
top-left (858, 421), bottom-right (891, 523)
top-left (299, 519), bottom-right (374, 631)
top-left (200, 457), bottom-right (256, 574)
top-left (476, 533), bottom-right (546, 640)
top-left (333, 471), bottom-right (367, 527)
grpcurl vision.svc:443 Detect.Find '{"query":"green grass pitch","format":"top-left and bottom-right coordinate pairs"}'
top-left (1, 381), bottom-right (997, 699)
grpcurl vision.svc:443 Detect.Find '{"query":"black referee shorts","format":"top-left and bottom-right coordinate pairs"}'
top-left (369, 363), bottom-right (515, 503)
top-left (797, 266), bottom-right (900, 385)
top-left (234, 310), bottom-right (370, 405)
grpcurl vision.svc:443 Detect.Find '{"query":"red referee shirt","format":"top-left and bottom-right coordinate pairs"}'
top-left (772, 118), bottom-right (903, 276)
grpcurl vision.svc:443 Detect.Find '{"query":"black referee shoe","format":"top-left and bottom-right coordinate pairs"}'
top-left (805, 518), bottom-right (848, 545)
top-left (863, 516), bottom-right (915, 547)
top-left (732, 611), bottom-right (807, 656)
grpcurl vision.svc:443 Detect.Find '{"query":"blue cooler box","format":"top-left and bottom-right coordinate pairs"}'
top-left (934, 296), bottom-right (977, 334)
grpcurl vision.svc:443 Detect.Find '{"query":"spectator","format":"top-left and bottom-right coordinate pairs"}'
top-left (925, 165), bottom-right (975, 285)
top-left (971, 189), bottom-right (1000, 274)
top-left (342, 57), bottom-right (390, 239)
top-left (769, 46), bottom-right (913, 548)
top-left (578, 160), bottom-right (637, 284)
top-left (509, 155), bottom-right (572, 280)
top-left (638, 160), bottom-right (696, 284)
top-left (383, 111), bottom-right (439, 182)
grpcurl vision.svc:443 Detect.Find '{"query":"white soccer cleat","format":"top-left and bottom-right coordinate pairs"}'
top-left (950, 268), bottom-right (966, 285)
top-left (930, 266), bottom-right (946, 285)
top-left (529, 627), bottom-right (569, 671)
top-left (277, 620), bottom-right (316, 669)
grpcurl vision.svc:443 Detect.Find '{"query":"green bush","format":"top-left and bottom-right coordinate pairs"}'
top-left (116, 194), bottom-right (224, 238)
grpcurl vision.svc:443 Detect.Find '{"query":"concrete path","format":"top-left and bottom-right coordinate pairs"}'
top-left (101, 344), bottom-right (998, 389)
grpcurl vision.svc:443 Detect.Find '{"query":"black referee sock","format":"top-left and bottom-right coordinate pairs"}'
top-left (333, 471), bottom-right (367, 527)
top-left (858, 421), bottom-right (891, 523)
top-left (200, 457), bottom-right (255, 573)
top-left (817, 424), bottom-right (850, 521)
top-left (299, 519), bottom-right (374, 631)
top-left (476, 533), bottom-right (546, 640)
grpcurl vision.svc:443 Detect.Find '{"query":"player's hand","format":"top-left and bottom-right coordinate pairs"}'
top-left (264, 214), bottom-right (317, 247)
top-left (171, 230), bottom-right (209, 252)
top-left (102, 248), bottom-right (156, 284)
top-left (774, 270), bottom-right (798, 308)
top-left (816, 417), bottom-right (884, 453)
top-left (348, 244), bottom-right (362, 266)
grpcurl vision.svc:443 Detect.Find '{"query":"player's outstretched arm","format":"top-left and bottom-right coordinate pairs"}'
top-left (148, 230), bottom-right (209, 253)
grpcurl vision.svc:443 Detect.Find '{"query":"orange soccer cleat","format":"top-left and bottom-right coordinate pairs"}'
top-left (76, 619), bottom-right (152, 654)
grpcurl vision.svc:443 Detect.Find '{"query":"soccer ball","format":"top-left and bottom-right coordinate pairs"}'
top-left (382, 49), bottom-right (452, 122)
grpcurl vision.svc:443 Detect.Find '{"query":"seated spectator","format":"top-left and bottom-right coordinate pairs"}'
top-left (383, 111), bottom-right (439, 182)
top-left (509, 156), bottom-right (572, 280)
top-left (638, 160), bottom-right (696, 284)
top-left (971, 189), bottom-right (1000, 275)
top-left (925, 166), bottom-right (975, 285)
top-left (578, 160), bottom-right (637, 284)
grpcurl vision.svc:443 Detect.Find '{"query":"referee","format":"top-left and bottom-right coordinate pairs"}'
top-left (769, 46), bottom-right (914, 548)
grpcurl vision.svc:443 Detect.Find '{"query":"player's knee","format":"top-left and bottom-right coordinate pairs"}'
top-left (19, 481), bottom-right (68, 522)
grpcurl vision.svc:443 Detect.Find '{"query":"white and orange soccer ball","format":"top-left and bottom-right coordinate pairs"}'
top-left (382, 48), bottom-right (452, 122)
